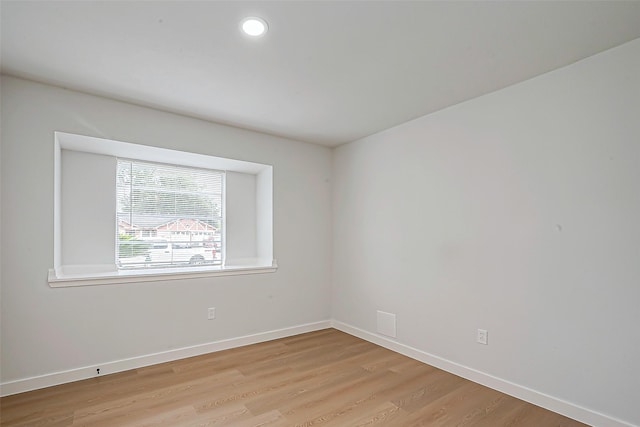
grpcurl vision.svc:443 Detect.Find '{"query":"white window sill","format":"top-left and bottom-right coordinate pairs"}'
top-left (48, 261), bottom-right (278, 287)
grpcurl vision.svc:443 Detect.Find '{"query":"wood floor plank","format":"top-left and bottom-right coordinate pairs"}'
top-left (184, 402), bottom-right (253, 426)
top-left (0, 329), bottom-right (588, 427)
top-left (391, 368), bottom-right (468, 414)
top-left (229, 410), bottom-right (288, 427)
top-left (71, 369), bottom-right (246, 426)
top-left (346, 401), bottom-right (404, 427)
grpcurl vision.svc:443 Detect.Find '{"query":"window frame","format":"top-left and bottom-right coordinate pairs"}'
top-left (49, 132), bottom-right (276, 287)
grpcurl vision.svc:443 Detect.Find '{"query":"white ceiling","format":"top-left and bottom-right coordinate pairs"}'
top-left (2, 1), bottom-right (640, 147)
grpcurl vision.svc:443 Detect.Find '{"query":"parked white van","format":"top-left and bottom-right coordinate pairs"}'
top-left (147, 239), bottom-right (216, 265)
top-left (118, 239), bottom-right (217, 268)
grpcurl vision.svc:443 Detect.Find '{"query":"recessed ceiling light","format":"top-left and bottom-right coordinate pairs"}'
top-left (241, 17), bottom-right (268, 37)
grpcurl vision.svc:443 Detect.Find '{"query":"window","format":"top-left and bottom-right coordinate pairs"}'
top-left (49, 132), bottom-right (276, 287)
top-left (116, 159), bottom-right (224, 269)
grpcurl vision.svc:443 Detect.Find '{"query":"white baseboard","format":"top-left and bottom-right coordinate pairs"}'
top-left (0, 320), bottom-right (331, 397)
top-left (331, 320), bottom-right (634, 427)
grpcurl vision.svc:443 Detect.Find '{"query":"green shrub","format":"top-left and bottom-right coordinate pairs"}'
top-left (118, 234), bottom-right (150, 258)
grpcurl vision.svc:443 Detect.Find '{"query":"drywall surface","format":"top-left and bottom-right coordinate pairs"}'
top-left (226, 171), bottom-right (257, 262)
top-left (0, 76), bottom-right (332, 383)
top-left (61, 150), bottom-right (116, 266)
top-left (332, 39), bottom-right (640, 425)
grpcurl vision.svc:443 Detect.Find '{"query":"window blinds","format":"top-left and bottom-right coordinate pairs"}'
top-left (116, 159), bottom-right (224, 269)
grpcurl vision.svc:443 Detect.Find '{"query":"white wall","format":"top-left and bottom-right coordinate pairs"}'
top-left (256, 167), bottom-right (274, 266)
top-left (61, 150), bottom-right (116, 266)
top-left (0, 76), bottom-right (332, 384)
top-left (225, 171), bottom-right (257, 263)
top-left (333, 39), bottom-right (640, 425)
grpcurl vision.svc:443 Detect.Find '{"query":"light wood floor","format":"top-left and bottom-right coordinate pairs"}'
top-left (1, 328), bottom-right (587, 426)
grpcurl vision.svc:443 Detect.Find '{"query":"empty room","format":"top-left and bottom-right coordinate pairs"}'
top-left (1, 1), bottom-right (639, 426)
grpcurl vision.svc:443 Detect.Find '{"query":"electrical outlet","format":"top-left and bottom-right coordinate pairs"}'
top-left (477, 329), bottom-right (488, 345)
top-left (207, 307), bottom-right (216, 320)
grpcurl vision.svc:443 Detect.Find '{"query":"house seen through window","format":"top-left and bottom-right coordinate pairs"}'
top-left (116, 159), bottom-right (224, 269)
